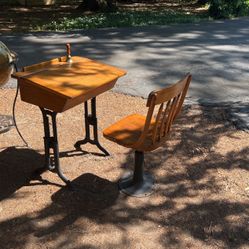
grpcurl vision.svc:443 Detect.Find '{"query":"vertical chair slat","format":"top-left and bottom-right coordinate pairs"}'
top-left (174, 76), bottom-right (191, 118)
top-left (159, 100), bottom-right (171, 139)
top-left (164, 95), bottom-right (178, 135)
top-left (166, 94), bottom-right (181, 134)
top-left (172, 92), bottom-right (182, 121)
top-left (152, 102), bottom-right (164, 144)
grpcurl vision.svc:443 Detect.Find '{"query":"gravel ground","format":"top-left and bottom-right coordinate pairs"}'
top-left (0, 89), bottom-right (248, 249)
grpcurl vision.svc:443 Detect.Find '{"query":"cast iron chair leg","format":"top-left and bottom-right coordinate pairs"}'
top-left (118, 151), bottom-right (154, 197)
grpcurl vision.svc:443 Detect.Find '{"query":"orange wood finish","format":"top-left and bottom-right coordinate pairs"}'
top-left (12, 56), bottom-right (126, 112)
top-left (103, 74), bottom-right (192, 152)
top-left (66, 44), bottom-right (71, 57)
top-left (103, 114), bottom-right (156, 147)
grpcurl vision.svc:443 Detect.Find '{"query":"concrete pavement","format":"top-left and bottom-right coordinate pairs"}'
top-left (1, 18), bottom-right (249, 129)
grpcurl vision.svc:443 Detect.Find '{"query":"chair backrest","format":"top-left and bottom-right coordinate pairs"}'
top-left (136, 73), bottom-right (191, 151)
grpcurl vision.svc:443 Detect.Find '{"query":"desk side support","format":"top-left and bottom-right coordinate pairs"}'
top-left (40, 107), bottom-right (71, 186)
top-left (74, 97), bottom-right (110, 156)
top-left (37, 97), bottom-right (109, 186)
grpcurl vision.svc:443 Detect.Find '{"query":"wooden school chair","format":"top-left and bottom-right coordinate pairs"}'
top-left (103, 74), bottom-right (192, 197)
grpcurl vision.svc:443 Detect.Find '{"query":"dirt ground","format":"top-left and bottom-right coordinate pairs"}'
top-left (0, 4), bottom-right (80, 33)
top-left (0, 1), bottom-right (206, 33)
top-left (0, 89), bottom-right (248, 249)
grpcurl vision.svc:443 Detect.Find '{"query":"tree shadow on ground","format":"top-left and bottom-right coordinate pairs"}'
top-left (138, 105), bottom-right (249, 248)
top-left (103, 104), bottom-right (248, 248)
top-left (2, 17), bottom-right (249, 104)
top-left (0, 146), bottom-right (44, 201)
top-left (0, 1), bottom-right (205, 33)
top-left (0, 171), bottom-right (121, 249)
top-left (0, 4), bottom-right (80, 33)
top-left (34, 173), bottom-right (120, 237)
top-left (0, 105), bottom-right (248, 249)
top-left (112, 105), bottom-right (249, 248)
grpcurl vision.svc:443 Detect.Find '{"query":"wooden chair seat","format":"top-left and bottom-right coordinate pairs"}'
top-left (103, 114), bottom-right (155, 150)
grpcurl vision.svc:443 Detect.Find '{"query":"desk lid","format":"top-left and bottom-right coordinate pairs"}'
top-left (12, 56), bottom-right (126, 99)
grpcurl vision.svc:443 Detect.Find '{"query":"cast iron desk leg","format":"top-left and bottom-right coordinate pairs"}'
top-left (74, 97), bottom-right (110, 156)
top-left (40, 108), bottom-right (71, 186)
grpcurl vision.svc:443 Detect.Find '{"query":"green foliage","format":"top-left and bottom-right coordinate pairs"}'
top-left (39, 11), bottom-right (207, 31)
top-left (209, 0), bottom-right (249, 18)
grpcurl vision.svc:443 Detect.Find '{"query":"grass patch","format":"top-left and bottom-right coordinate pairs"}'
top-left (38, 10), bottom-right (209, 31)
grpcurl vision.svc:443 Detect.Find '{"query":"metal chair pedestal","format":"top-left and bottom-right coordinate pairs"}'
top-left (119, 151), bottom-right (154, 197)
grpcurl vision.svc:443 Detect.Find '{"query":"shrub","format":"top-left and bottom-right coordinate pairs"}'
top-left (209, 0), bottom-right (249, 18)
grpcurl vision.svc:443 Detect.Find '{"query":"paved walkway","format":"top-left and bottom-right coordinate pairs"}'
top-left (1, 18), bottom-right (249, 129)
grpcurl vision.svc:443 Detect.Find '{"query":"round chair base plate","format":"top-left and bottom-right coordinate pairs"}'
top-left (118, 171), bottom-right (154, 197)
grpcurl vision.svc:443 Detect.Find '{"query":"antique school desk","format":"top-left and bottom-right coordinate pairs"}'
top-left (12, 56), bottom-right (126, 186)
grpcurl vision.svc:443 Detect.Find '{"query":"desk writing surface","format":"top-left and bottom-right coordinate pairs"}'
top-left (12, 56), bottom-right (126, 112)
top-left (13, 56), bottom-right (126, 98)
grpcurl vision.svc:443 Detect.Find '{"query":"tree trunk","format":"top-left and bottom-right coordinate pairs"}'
top-left (77, 0), bottom-right (115, 12)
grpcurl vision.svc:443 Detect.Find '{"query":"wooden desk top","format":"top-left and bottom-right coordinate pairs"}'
top-left (12, 56), bottom-right (126, 112)
top-left (12, 56), bottom-right (126, 99)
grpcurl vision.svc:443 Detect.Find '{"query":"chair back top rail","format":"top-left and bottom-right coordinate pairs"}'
top-left (147, 73), bottom-right (191, 106)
